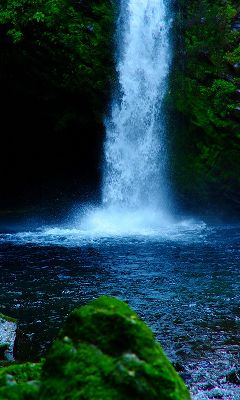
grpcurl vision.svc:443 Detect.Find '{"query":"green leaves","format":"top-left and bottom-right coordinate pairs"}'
top-left (170, 0), bottom-right (240, 205)
top-left (7, 28), bottom-right (23, 43)
top-left (32, 11), bottom-right (45, 22)
top-left (0, 0), bottom-right (115, 125)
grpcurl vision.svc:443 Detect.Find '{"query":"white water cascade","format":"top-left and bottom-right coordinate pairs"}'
top-left (103, 0), bottom-right (171, 209)
top-left (82, 0), bottom-right (173, 233)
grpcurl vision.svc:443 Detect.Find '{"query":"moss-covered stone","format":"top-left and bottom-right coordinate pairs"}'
top-left (0, 298), bottom-right (191, 399)
top-left (41, 296), bottom-right (190, 400)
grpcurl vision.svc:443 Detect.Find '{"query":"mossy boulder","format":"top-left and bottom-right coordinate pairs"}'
top-left (0, 298), bottom-right (191, 399)
top-left (41, 296), bottom-right (190, 399)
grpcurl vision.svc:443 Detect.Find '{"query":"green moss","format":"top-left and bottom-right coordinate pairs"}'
top-left (0, 0), bottom-right (115, 134)
top-left (0, 314), bottom-right (17, 323)
top-left (0, 362), bottom-right (42, 385)
top-left (41, 296), bottom-right (190, 400)
top-left (0, 384), bottom-right (40, 400)
top-left (0, 362), bottom-right (42, 399)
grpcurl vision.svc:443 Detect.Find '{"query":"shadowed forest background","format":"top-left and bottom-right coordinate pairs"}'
top-left (0, 0), bottom-right (239, 217)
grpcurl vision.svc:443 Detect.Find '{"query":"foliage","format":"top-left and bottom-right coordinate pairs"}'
top-left (0, 0), bottom-right (115, 118)
top-left (171, 0), bottom-right (240, 210)
top-left (0, 0), bottom-right (115, 208)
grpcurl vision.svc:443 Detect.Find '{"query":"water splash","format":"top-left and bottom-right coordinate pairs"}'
top-left (0, 219), bottom-right (207, 245)
top-left (90, 0), bottom-right (172, 231)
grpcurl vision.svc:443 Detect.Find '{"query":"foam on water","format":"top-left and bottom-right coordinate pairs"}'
top-left (78, 206), bottom-right (173, 235)
top-left (0, 216), bottom-right (207, 246)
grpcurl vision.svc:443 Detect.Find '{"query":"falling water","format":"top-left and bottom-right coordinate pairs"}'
top-left (103, 0), bottom-right (172, 216)
top-left (80, 0), bottom-right (173, 232)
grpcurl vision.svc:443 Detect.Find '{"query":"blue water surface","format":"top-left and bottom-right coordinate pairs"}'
top-left (0, 222), bottom-right (239, 399)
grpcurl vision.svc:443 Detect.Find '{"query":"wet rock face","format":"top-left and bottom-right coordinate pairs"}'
top-left (41, 296), bottom-right (191, 400)
top-left (0, 314), bottom-right (17, 361)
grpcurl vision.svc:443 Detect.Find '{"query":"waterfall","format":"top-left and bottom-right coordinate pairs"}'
top-left (82, 0), bottom-right (172, 232)
top-left (103, 0), bottom-right (172, 214)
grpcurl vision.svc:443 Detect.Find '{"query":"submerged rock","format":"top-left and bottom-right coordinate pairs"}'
top-left (41, 296), bottom-right (190, 399)
top-left (226, 369), bottom-right (240, 385)
top-left (0, 344), bottom-right (8, 360)
top-left (0, 314), bottom-right (17, 361)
